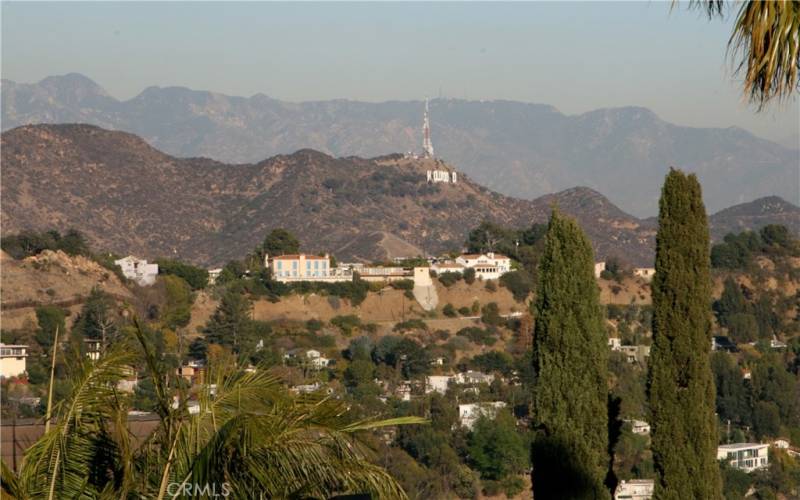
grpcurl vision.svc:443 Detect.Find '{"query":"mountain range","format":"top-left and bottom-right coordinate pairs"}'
top-left (3, 73), bottom-right (797, 217)
top-left (3, 124), bottom-right (798, 267)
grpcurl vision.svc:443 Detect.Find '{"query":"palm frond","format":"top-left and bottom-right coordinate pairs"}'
top-left (682, 0), bottom-right (800, 108)
top-left (729, 0), bottom-right (800, 108)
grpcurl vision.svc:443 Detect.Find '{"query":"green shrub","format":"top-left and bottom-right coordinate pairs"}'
top-left (390, 279), bottom-right (415, 291)
top-left (458, 306), bottom-right (471, 316)
top-left (394, 319), bottom-right (428, 332)
top-left (443, 303), bottom-right (457, 317)
top-left (463, 267), bottom-right (476, 284)
top-left (485, 280), bottom-right (497, 292)
top-left (156, 258), bottom-right (209, 290)
top-left (457, 327), bottom-right (495, 345)
top-left (331, 315), bottom-right (362, 336)
top-left (499, 270), bottom-right (533, 302)
top-left (438, 272), bottom-right (462, 287)
top-left (481, 302), bottom-right (503, 327)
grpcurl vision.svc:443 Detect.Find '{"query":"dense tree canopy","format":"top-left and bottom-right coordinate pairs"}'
top-left (531, 210), bottom-right (611, 499)
top-left (647, 169), bottom-right (722, 498)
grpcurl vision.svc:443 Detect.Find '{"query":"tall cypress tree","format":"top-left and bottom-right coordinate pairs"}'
top-left (648, 169), bottom-right (722, 499)
top-left (531, 211), bottom-right (610, 499)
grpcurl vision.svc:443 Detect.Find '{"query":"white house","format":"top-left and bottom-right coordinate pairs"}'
top-left (85, 339), bottom-right (102, 361)
top-left (455, 371), bottom-right (495, 385)
top-left (425, 375), bottom-right (454, 395)
top-left (207, 268), bottom-right (223, 285)
top-left (115, 256), bottom-right (159, 286)
top-left (458, 401), bottom-right (507, 429)
top-left (633, 268), bottom-right (656, 281)
top-left (305, 349), bottom-right (331, 369)
top-left (595, 262), bottom-right (606, 278)
top-left (625, 419), bottom-right (651, 435)
top-left (352, 266), bottom-right (411, 283)
top-left (620, 345), bottom-right (651, 364)
top-left (268, 254), bottom-right (352, 283)
top-left (717, 443), bottom-right (769, 472)
top-left (614, 479), bottom-right (654, 500)
top-left (455, 252), bottom-right (512, 280)
top-left (608, 337), bottom-right (622, 350)
top-left (0, 344), bottom-right (28, 378)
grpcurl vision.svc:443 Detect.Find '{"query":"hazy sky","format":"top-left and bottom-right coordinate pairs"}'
top-left (2, 1), bottom-right (798, 145)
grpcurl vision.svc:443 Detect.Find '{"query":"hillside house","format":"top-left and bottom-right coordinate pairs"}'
top-left (595, 262), bottom-right (606, 278)
top-left (453, 252), bottom-right (512, 280)
top-left (455, 371), bottom-right (495, 385)
top-left (284, 349), bottom-right (331, 369)
top-left (619, 345), bottom-right (651, 364)
top-left (351, 266), bottom-right (411, 282)
top-left (115, 256), bottom-right (158, 286)
top-left (268, 254), bottom-right (351, 283)
top-left (425, 375), bottom-right (454, 395)
top-left (625, 419), bottom-right (651, 435)
top-left (0, 344), bottom-right (28, 378)
top-left (614, 479), bottom-right (654, 500)
top-left (633, 267), bottom-right (655, 281)
top-left (207, 268), bottom-right (223, 285)
top-left (717, 443), bottom-right (769, 472)
top-left (458, 402), bottom-right (507, 429)
top-left (85, 339), bottom-right (102, 361)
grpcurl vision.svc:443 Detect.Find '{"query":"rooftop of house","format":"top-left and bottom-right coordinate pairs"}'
top-left (718, 443), bottom-right (769, 451)
top-left (459, 253), bottom-right (510, 260)
top-left (271, 254), bottom-right (328, 260)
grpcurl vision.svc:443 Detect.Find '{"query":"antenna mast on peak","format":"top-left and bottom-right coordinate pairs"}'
top-left (422, 98), bottom-right (434, 159)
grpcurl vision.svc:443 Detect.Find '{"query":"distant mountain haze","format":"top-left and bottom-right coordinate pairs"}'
top-left (2, 124), bottom-right (798, 267)
top-left (3, 73), bottom-right (797, 217)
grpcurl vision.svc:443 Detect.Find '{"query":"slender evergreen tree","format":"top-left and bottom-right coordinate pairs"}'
top-left (531, 210), bottom-right (610, 499)
top-left (648, 169), bottom-right (722, 499)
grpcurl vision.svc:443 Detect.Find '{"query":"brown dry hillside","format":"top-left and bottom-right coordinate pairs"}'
top-left (0, 250), bottom-right (133, 329)
top-left (2, 124), bottom-right (659, 266)
top-left (3, 124), bottom-right (796, 268)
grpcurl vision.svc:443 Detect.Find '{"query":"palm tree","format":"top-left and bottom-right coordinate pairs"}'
top-left (2, 321), bottom-right (424, 499)
top-left (683, 0), bottom-right (800, 108)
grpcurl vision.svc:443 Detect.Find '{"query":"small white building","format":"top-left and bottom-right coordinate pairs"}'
top-left (455, 370), bottom-right (495, 385)
top-left (352, 266), bottom-right (411, 283)
top-left (614, 479), bottom-right (654, 500)
top-left (633, 268), bottom-right (655, 281)
top-left (207, 268), bottom-right (223, 285)
top-left (0, 344), bottom-right (28, 378)
top-left (425, 375), bottom-right (454, 395)
top-left (595, 262), bottom-right (606, 279)
top-left (306, 349), bottom-right (330, 369)
top-left (454, 252), bottom-right (512, 280)
top-left (717, 443), bottom-right (769, 472)
top-left (608, 337), bottom-right (622, 350)
top-left (115, 256), bottom-right (159, 286)
top-left (619, 345), bottom-right (651, 364)
top-left (458, 401), bottom-right (507, 430)
top-left (269, 254), bottom-right (352, 283)
top-left (85, 339), bottom-right (102, 361)
top-left (625, 419), bottom-right (651, 435)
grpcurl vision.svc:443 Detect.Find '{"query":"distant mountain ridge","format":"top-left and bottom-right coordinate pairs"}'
top-left (3, 73), bottom-right (797, 217)
top-left (2, 124), bottom-right (797, 267)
